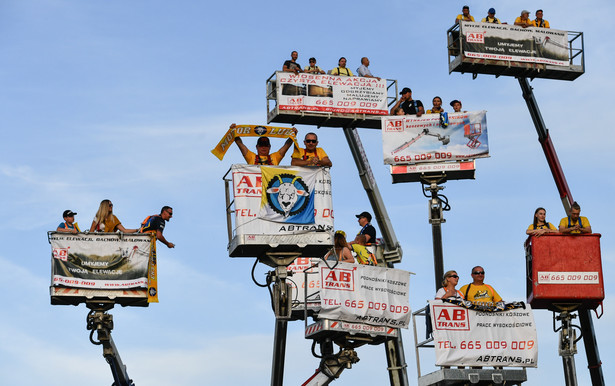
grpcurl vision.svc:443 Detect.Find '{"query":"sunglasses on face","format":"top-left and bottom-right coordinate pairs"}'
top-left (305, 139), bottom-right (317, 143)
top-left (449, 275), bottom-right (459, 279)
top-left (472, 271), bottom-right (485, 275)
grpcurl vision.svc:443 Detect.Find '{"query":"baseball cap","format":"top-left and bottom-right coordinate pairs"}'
top-left (356, 211), bottom-right (372, 222)
top-left (489, 8), bottom-right (496, 14)
top-left (400, 87), bottom-right (412, 95)
top-left (256, 137), bottom-right (271, 147)
top-left (450, 99), bottom-right (462, 107)
top-left (63, 210), bottom-right (77, 217)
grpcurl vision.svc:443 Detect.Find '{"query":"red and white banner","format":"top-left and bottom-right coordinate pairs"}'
top-left (232, 164), bottom-right (334, 235)
top-left (317, 262), bottom-right (411, 328)
top-left (382, 111), bottom-right (489, 165)
top-left (430, 301), bottom-right (538, 367)
top-left (287, 257), bottom-right (321, 312)
top-left (50, 233), bottom-right (152, 289)
top-left (276, 72), bottom-right (388, 115)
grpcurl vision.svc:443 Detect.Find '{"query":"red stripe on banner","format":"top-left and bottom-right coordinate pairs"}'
top-left (387, 328), bottom-right (395, 334)
top-left (331, 322), bottom-right (338, 328)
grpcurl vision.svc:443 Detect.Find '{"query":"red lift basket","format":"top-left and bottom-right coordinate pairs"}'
top-left (526, 233), bottom-right (604, 311)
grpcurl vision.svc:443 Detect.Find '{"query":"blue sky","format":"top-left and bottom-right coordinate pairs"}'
top-left (1, 1), bottom-right (614, 385)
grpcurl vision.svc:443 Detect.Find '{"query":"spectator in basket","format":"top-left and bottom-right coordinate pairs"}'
top-left (56, 210), bottom-right (81, 234)
top-left (558, 201), bottom-right (592, 234)
top-left (90, 200), bottom-right (138, 233)
top-left (426, 96), bottom-right (445, 114)
top-left (455, 5), bottom-right (475, 24)
top-left (481, 8), bottom-right (501, 24)
top-left (450, 99), bottom-right (465, 113)
top-left (514, 10), bottom-right (535, 28)
top-left (291, 132), bottom-right (332, 167)
top-left (534, 9), bottom-right (550, 28)
top-left (435, 270), bottom-right (464, 300)
top-left (325, 230), bottom-right (354, 263)
top-left (282, 51), bottom-right (303, 74)
top-left (231, 123), bottom-right (296, 165)
top-left (356, 57), bottom-right (379, 79)
top-left (330, 57), bottom-right (354, 76)
top-left (526, 207), bottom-right (558, 237)
top-left (390, 87), bottom-right (424, 116)
top-left (304, 57), bottom-right (325, 74)
top-left (460, 266), bottom-right (503, 304)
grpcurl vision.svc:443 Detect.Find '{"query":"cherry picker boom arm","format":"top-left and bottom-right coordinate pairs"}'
top-left (518, 77), bottom-right (604, 386)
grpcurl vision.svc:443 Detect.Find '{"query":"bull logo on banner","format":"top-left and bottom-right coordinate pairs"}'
top-left (260, 167), bottom-right (316, 224)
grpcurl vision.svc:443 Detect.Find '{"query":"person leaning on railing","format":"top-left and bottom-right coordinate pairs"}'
top-left (526, 207), bottom-right (558, 237)
top-left (56, 209), bottom-right (81, 234)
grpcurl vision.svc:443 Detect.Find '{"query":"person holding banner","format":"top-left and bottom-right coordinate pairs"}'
top-left (231, 124), bottom-right (296, 165)
top-left (459, 266), bottom-right (503, 304)
top-left (526, 207), bottom-right (558, 237)
top-left (89, 200), bottom-right (138, 233)
top-left (324, 230), bottom-right (354, 263)
top-left (291, 132), bottom-right (332, 167)
top-left (56, 210), bottom-right (81, 234)
top-left (435, 270), bottom-right (464, 300)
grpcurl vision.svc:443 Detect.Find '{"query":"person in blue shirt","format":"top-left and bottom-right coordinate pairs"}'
top-left (56, 210), bottom-right (80, 234)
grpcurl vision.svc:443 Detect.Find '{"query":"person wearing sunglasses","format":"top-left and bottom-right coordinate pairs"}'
top-left (435, 270), bottom-right (464, 300)
top-left (459, 266), bottom-right (502, 304)
top-left (291, 132), bottom-right (332, 167)
top-left (90, 199), bottom-right (138, 233)
top-left (139, 206), bottom-right (175, 248)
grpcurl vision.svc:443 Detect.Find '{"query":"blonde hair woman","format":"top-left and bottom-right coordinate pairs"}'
top-left (435, 270), bottom-right (464, 300)
top-left (89, 199), bottom-right (138, 233)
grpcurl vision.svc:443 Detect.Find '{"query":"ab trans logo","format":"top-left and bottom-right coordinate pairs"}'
top-left (433, 305), bottom-right (470, 331)
top-left (265, 173), bottom-right (310, 218)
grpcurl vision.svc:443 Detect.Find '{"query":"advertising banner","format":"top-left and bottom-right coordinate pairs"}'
top-left (287, 257), bottom-right (321, 311)
top-left (50, 233), bottom-right (153, 290)
top-left (276, 72), bottom-right (388, 115)
top-left (430, 300), bottom-right (538, 367)
top-left (317, 262), bottom-right (411, 328)
top-left (232, 164), bottom-right (334, 235)
top-left (382, 111), bottom-right (489, 165)
top-left (461, 21), bottom-right (569, 66)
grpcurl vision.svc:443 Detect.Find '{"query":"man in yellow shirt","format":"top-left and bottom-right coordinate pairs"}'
top-left (455, 5), bottom-right (475, 24)
top-left (515, 10), bottom-right (535, 28)
top-left (559, 201), bottom-right (592, 234)
top-left (481, 8), bottom-right (500, 24)
top-left (232, 123), bottom-right (296, 165)
top-left (459, 266), bottom-right (503, 304)
top-left (291, 132), bottom-right (332, 167)
top-left (534, 9), bottom-right (550, 28)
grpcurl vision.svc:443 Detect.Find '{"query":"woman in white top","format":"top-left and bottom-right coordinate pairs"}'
top-left (435, 270), bottom-right (465, 300)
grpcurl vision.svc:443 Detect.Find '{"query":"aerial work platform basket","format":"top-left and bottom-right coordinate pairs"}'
top-left (447, 22), bottom-right (584, 81)
top-left (224, 164), bottom-right (334, 260)
top-left (525, 233), bottom-right (604, 311)
top-left (266, 71), bottom-right (398, 129)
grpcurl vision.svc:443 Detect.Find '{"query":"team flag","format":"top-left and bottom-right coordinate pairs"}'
top-left (259, 166), bottom-right (316, 224)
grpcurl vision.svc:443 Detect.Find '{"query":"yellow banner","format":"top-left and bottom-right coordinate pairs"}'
top-left (211, 124), bottom-right (300, 160)
top-left (147, 235), bottom-right (159, 303)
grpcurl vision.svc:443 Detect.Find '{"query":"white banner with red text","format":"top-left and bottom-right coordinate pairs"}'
top-left (232, 164), bottom-right (334, 235)
top-left (317, 262), bottom-right (411, 328)
top-left (276, 72), bottom-right (388, 115)
top-left (382, 111), bottom-right (489, 165)
top-left (287, 257), bottom-right (322, 312)
top-left (461, 21), bottom-right (568, 66)
top-left (50, 232), bottom-right (153, 290)
top-left (430, 300), bottom-right (538, 367)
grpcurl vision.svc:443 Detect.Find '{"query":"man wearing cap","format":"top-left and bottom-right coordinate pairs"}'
top-left (390, 88), bottom-right (424, 116)
top-left (455, 5), bottom-right (475, 24)
top-left (481, 8), bottom-right (500, 24)
top-left (459, 266), bottom-right (503, 304)
top-left (231, 123), bottom-right (296, 165)
top-left (515, 10), bottom-right (535, 28)
top-left (450, 100), bottom-right (465, 113)
top-left (57, 210), bottom-right (81, 234)
top-left (534, 10), bottom-right (550, 28)
top-left (291, 132), bottom-right (332, 167)
top-left (355, 211), bottom-right (376, 244)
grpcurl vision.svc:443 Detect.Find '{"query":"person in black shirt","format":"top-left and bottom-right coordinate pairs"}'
top-left (140, 206), bottom-right (175, 248)
top-left (355, 211), bottom-right (376, 244)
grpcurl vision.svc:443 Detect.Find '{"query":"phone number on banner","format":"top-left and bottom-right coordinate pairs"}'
top-left (438, 340), bottom-right (535, 350)
top-left (394, 152), bottom-right (452, 163)
top-left (334, 299), bottom-right (410, 314)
